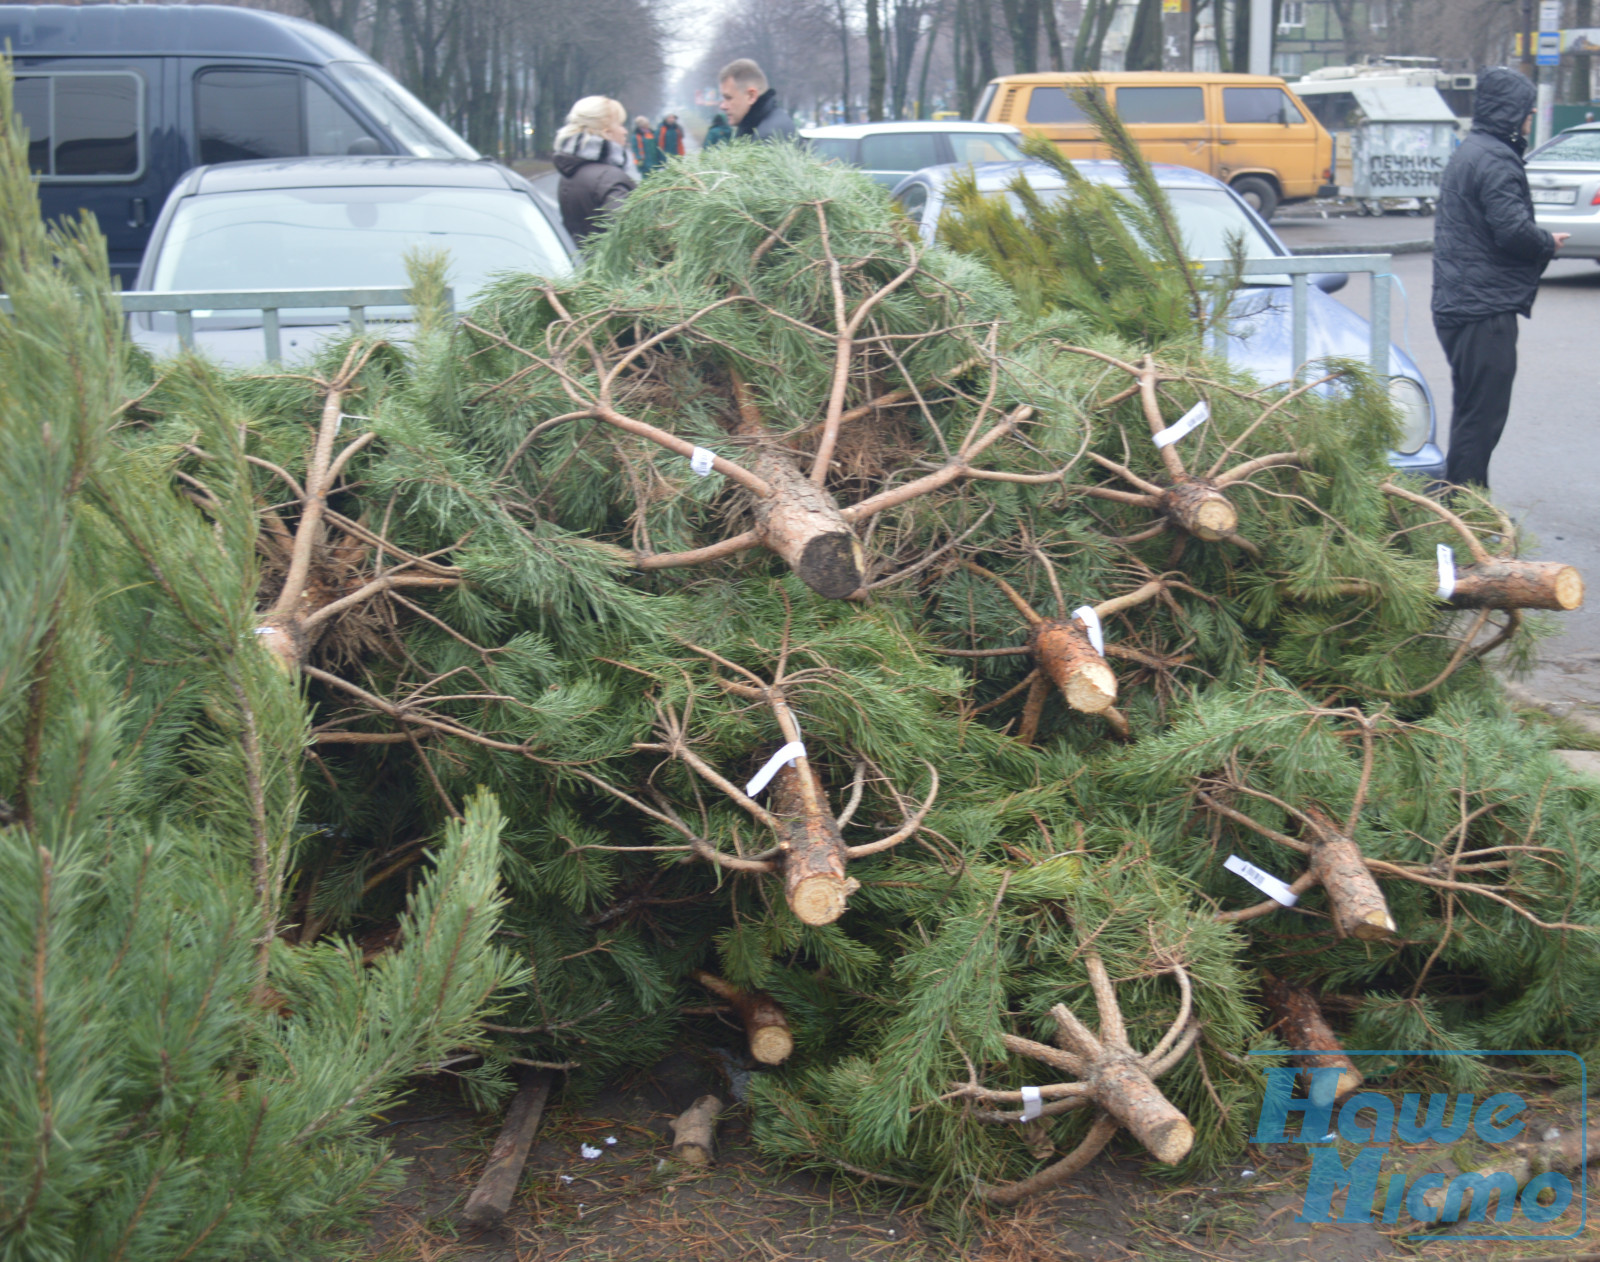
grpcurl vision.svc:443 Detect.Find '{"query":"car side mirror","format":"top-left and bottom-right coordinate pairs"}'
top-left (347, 137), bottom-right (383, 155)
top-left (1313, 271), bottom-right (1348, 294)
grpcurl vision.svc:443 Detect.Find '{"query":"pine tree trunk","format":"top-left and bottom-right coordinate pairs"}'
top-left (693, 972), bottom-right (794, 1064)
top-left (746, 449), bottom-right (866, 599)
top-left (1029, 619), bottom-right (1118, 713)
top-left (770, 762), bottom-right (859, 925)
top-left (1305, 809), bottom-right (1396, 941)
top-left (669, 1094), bottom-right (724, 1164)
top-left (1089, 1054), bottom-right (1194, 1163)
top-left (1160, 478), bottom-right (1238, 541)
top-left (1261, 974), bottom-right (1363, 1101)
top-left (1447, 560), bottom-right (1583, 611)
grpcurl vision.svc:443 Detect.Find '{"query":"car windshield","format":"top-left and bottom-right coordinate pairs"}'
top-left (948, 132), bottom-right (1025, 163)
top-left (1531, 129), bottom-right (1600, 162)
top-left (1005, 184), bottom-right (1279, 262)
top-left (327, 62), bottom-right (477, 159)
top-left (151, 185), bottom-right (570, 307)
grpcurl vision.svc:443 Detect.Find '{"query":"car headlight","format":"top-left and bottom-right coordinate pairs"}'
top-left (1387, 376), bottom-right (1431, 455)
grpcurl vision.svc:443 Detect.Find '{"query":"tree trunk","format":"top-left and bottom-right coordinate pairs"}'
top-left (1028, 619), bottom-right (1118, 713)
top-left (1125, 0), bottom-right (1166, 70)
top-left (975, 0), bottom-right (998, 82)
top-left (1089, 1054), bottom-right (1194, 1163)
top-left (669, 1094), bottom-right (724, 1165)
top-left (1040, 0), bottom-right (1066, 70)
top-left (1415, 1124), bottom-right (1600, 1222)
top-left (1573, 0), bottom-right (1593, 104)
top-left (459, 1069), bottom-right (551, 1228)
top-left (836, 0), bottom-right (854, 120)
top-left (770, 762), bottom-right (859, 925)
top-left (999, 0), bottom-right (1041, 72)
top-left (1261, 974), bottom-right (1363, 1101)
top-left (868, 0), bottom-right (888, 121)
top-left (1447, 560), bottom-right (1584, 612)
top-left (693, 971), bottom-right (795, 1064)
top-left (916, 4), bottom-right (946, 118)
top-left (1160, 478), bottom-right (1238, 541)
top-left (1304, 808), bottom-right (1396, 941)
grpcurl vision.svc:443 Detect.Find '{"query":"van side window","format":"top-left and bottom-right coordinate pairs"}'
top-left (305, 78), bottom-right (380, 155)
top-left (1115, 87), bottom-right (1206, 125)
top-left (15, 73), bottom-right (142, 179)
top-left (1223, 87), bottom-right (1307, 125)
top-left (197, 69), bottom-right (301, 163)
top-left (14, 77), bottom-right (51, 174)
top-left (1025, 87), bottom-right (1089, 125)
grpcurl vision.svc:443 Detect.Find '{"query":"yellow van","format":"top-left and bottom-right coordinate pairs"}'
top-left (973, 72), bottom-right (1335, 220)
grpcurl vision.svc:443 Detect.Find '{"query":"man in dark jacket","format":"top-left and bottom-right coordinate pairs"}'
top-left (657, 114), bottom-right (686, 161)
top-left (1431, 66), bottom-right (1569, 490)
top-left (718, 59), bottom-right (799, 142)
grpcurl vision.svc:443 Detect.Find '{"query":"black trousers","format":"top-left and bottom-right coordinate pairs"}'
top-left (1436, 311), bottom-right (1519, 491)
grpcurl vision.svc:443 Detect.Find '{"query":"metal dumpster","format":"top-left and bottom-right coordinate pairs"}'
top-left (1332, 83), bottom-right (1459, 214)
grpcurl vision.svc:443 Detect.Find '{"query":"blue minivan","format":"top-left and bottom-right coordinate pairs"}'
top-left (0, 4), bottom-right (478, 283)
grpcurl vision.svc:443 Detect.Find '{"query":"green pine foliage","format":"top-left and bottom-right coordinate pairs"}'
top-left (0, 62), bottom-right (517, 1259)
top-left (7, 56), bottom-right (1596, 1231)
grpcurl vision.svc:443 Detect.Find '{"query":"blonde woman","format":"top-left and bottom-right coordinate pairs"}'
top-left (552, 96), bottom-right (636, 244)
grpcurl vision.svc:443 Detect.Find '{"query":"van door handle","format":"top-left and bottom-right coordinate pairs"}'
top-left (129, 197), bottom-right (149, 228)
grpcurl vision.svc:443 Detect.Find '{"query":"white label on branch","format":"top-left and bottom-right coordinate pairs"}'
top-left (689, 446), bottom-right (716, 477)
top-left (1072, 605), bottom-right (1105, 656)
top-left (1020, 1085), bottom-right (1043, 1122)
top-left (1435, 543), bottom-right (1456, 600)
top-left (1153, 400), bottom-right (1210, 449)
top-left (1224, 854), bottom-right (1298, 906)
top-left (745, 740), bottom-right (807, 798)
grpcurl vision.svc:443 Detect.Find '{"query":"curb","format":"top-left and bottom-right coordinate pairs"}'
top-left (1501, 676), bottom-right (1600, 737)
top-left (1287, 240), bottom-right (1434, 257)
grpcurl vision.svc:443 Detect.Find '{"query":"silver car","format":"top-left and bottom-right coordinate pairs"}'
top-left (131, 156), bottom-right (574, 365)
top-left (801, 121), bottom-right (1027, 188)
top-left (1528, 122), bottom-right (1600, 262)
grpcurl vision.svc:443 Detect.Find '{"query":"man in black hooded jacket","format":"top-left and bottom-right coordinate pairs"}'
top-left (719, 59), bottom-right (799, 143)
top-left (1431, 66), bottom-right (1569, 490)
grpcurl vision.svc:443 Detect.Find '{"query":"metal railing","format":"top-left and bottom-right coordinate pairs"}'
top-left (1195, 253), bottom-right (1393, 379)
top-left (0, 286), bottom-right (454, 363)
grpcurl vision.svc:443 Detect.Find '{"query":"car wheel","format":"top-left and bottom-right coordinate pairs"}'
top-left (1232, 176), bottom-right (1279, 221)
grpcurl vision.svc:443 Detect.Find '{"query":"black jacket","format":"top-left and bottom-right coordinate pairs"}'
top-left (553, 151), bottom-right (634, 244)
top-left (736, 89), bottom-right (799, 142)
top-left (1431, 67), bottom-right (1556, 327)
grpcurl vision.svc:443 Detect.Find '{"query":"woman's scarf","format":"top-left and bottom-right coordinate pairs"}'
top-left (557, 131), bottom-right (638, 182)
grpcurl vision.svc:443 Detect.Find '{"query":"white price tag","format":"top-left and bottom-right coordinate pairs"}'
top-left (745, 740), bottom-right (807, 798)
top-left (689, 446), bottom-right (716, 477)
top-left (1152, 401), bottom-right (1209, 450)
top-left (1072, 605), bottom-right (1105, 656)
top-left (1435, 543), bottom-right (1456, 600)
top-left (1224, 854), bottom-right (1298, 907)
top-left (1020, 1085), bottom-right (1043, 1122)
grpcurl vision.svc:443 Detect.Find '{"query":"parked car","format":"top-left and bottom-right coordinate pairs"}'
top-left (130, 157), bottom-right (574, 364)
top-left (800, 121), bottom-right (1027, 188)
top-left (891, 159), bottom-right (1443, 480)
top-left (1, 4), bottom-right (478, 284)
top-left (1527, 122), bottom-right (1600, 263)
top-left (971, 72), bottom-right (1336, 220)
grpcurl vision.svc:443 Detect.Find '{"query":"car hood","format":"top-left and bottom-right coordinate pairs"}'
top-left (1222, 283), bottom-right (1425, 385)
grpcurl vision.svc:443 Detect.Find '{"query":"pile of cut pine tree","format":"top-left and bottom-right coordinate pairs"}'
top-left (6, 66), bottom-right (1598, 1251)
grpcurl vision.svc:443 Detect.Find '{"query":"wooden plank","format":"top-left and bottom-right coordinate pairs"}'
top-left (459, 1069), bottom-right (552, 1229)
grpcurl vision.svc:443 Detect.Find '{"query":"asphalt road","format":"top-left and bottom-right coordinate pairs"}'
top-left (1276, 212), bottom-right (1600, 712)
